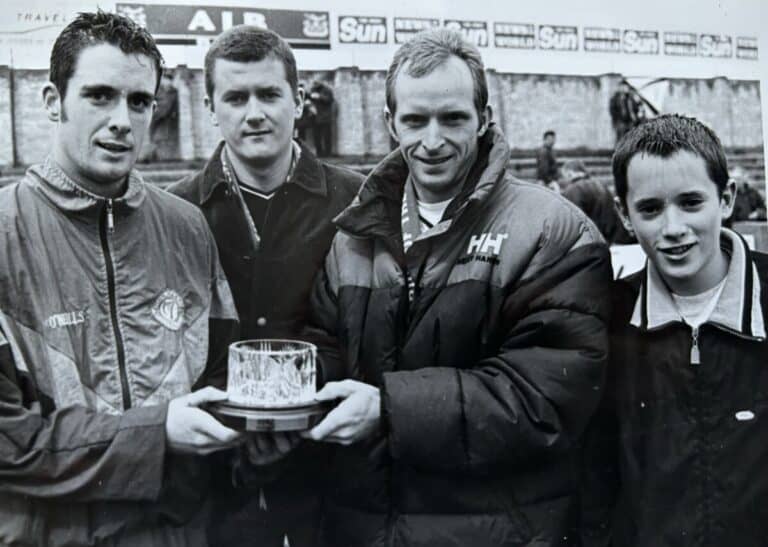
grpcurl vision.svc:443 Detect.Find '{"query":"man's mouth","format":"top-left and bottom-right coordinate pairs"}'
top-left (659, 243), bottom-right (696, 256)
top-left (96, 141), bottom-right (132, 153)
top-left (243, 129), bottom-right (271, 138)
top-left (416, 155), bottom-right (451, 166)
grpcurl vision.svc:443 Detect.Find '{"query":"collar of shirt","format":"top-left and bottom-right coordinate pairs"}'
top-left (630, 228), bottom-right (766, 340)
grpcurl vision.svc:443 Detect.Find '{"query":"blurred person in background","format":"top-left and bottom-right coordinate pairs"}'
top-left (729, 164), bottom-right (766, 222)
top-left (560, 159), bottom-right (634, 244)
top-left (536, 129), bottom-right (559, 186)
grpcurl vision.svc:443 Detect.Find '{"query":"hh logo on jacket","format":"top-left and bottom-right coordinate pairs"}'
top-left (458, 232), bottom-right (508, 265)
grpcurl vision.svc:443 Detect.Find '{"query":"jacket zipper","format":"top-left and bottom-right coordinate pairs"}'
top-left (690, 326), bottom-right (700, 365)
top-left (100, 200), bottom-right (131, 410)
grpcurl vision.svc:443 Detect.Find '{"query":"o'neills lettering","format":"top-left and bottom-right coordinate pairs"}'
top-left (45, 311), bottom-right (86, 329)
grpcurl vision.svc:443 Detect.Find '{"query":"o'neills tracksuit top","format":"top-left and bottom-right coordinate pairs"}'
top-left (0, 158), bottom-right (238, 547)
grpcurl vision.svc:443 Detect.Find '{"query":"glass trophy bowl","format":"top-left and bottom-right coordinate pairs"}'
top-left (210, 339), bottom-right (329, 431)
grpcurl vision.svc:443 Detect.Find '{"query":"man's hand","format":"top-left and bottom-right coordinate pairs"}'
top-left (303, 380), bottom-right (380, 445)
top-left (244, 432), bottom-right (302, 465)
top-left (165, 387), bottom-right (243, 455)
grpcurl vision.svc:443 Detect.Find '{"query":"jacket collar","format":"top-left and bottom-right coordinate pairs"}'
top-left (28, 157), bottom-right (146, 216)
top-left (334, 123), bottom-right (511, 240)
top-left (197, 140), bottom-right (327, 205)
top-left (631, 228), bottom-right (766, 340)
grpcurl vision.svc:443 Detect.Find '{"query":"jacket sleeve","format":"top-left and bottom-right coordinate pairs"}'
top-left (381, 238), bottom-right (613, 475)
top-left (193, 216), bottom-right (239, 391)
top-left (304, 244), bottom-right (347, 386)
top-left (0, 324), bottom-right (170, 502)
top-left (579, 356), bottom-right (620, 547)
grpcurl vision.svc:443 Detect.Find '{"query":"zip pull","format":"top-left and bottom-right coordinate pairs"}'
top-left (106, 199), bottom-right (114, 234)
top-left (690, 326), bottom-right (700, 365)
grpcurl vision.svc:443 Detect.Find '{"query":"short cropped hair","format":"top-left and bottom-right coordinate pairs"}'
top-left (385, 28), bottom-right (488, 116)
top-left (204, 25), bottom-right (298, 99)
top-left (50, 10), bottom-right (163, 99)
top-left (613, 114), bottom-right (729, 205)
top-left (543, 130), bottom-right (556, 139)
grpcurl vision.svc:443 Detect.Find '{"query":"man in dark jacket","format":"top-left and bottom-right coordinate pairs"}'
top-left (560, 159), bottom-right (634, 244)
top-left (582, 114), bottom-right (768, 547)
top-left (166, 25), bottom-right (362, 547)
top-left (536, 129), bottom-right (559, 184)
top-left (303, 29), bottom-right (613, 546)
top-left (609, 81), bottom-right (642, 143)
top-left (0, 12), bottom-right (241, 547)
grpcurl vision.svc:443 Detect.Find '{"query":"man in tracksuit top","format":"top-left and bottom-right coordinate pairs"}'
top-left (167, 26), bottom-right (362, 547)
top-left (0, 12), bottom-right (242, 546)
top-left (581, 116), bottom-right (768, 547)
top-left (303, 29), bottom-right (613, 546)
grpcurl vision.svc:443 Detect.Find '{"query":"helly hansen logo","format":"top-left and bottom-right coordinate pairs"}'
top-left (467, 232), bottom-right (508, 256)
top-left (458, 232), bottom-right (509, 266)
top-left (44, 310), bottom-right (86, 329)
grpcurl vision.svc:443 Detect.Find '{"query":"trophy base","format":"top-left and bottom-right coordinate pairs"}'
top-left (208, 400), bottom-right (332, 432)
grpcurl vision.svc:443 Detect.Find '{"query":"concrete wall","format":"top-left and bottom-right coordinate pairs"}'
top-left (0, 66), bottom-right (762, 167)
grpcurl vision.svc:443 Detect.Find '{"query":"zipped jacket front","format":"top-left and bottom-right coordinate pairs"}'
top-left (0, 159), bottom-right (238, 546)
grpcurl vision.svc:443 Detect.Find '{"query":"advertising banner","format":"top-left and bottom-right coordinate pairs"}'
top-left (736, 36), bottom-right (758, 60)
top-left (538, 25), bottom-right (578, 51)
top-left (699, 34), bottom-right (732, 58)
top-left (115, 3), bottom-right (331, 48)
top-left (664, 31), bottom-right (697, 56)
top-left (444, 19), bottom-right (489, 47)
top-left (622, 29), bottom-right (660, 54)
top-left (338, 15), bottom-right (387, 44)
top-left (393, 17), bottom-right (439, 44)
top-left (493, 22), bottom-right (535, 49)
top-left (584, 27), bottom-right (621, 52)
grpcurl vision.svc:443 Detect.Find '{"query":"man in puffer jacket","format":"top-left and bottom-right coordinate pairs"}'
top-left (0, 12), bottom-right (241, 546)
top-left (303, 28), bottom-right (613, 547)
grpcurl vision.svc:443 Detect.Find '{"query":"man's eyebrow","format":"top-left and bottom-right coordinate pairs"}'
top-left (633, 197), bottom-right (661, 207)
top-left (80, 84), bottom-right (117, 95)
top-left (129, 90), bottom-right (155, 102)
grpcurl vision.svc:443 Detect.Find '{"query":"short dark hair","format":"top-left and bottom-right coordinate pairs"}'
top-left (543, 130), bottom-right (556, 139)
top-left (204, 25), bottom-right (298, 100)
top-left (385, 28), bottom-right (487, 117)
top-left (613, 114), bottom-right (729, 206)
top-left (50, 10), bottom-right (163, 99)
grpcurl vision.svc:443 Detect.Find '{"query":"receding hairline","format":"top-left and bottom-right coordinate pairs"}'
top-left (389, 54), bottom-right (481, 113)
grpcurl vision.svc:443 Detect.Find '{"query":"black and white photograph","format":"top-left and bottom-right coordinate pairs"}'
top-left (0, 1), bottom-right (766, 546)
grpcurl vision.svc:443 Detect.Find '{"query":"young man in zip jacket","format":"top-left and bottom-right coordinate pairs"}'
top-left (166, 26), bottom-right (362, 547)
top-left (581, 114), bottom-right (768, 546)
top-left (0, 12), bottom-right (243, 546)
top-left (302, 29), bottom-right (613, 546)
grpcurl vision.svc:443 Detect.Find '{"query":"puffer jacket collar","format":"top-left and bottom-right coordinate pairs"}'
top-left (334, 123), bottom-right (511, 242)
top-left (28, 156), bottom-right (146, 219)
top-left (631, 228), bottom-right (766, 340)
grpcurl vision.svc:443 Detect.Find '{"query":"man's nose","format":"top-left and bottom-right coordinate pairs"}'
top-left (108, 99), bottom-right (132, 135)
top-left (661, 207), bottom-right (688, 238)
top-left (245, 97), bottom-right (266, 124)
top-left (421, 120), bottom-right (445, 151)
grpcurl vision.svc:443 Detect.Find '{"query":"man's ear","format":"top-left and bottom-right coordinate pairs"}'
top-left (384, 107), bottom-right (398, 144)
top-left (295, 86), bottom-right (305, 120)
top-left (614, 196), bottom-right (635, 235)
top-left (720, 179), bottom-right (737, 220)
top-left (42, 82), bottom-right (62, 122)
top-left (204, 95), bottom-right (218, 126)
top-left (478, 104), bottom-right (492, 137)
